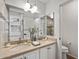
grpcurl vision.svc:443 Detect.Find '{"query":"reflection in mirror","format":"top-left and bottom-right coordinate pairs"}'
top-left (47, 13), bottom-right (54, 35)
top-left (9, 11), bottom-right (23, 41)
top-left (23, 15), bottom-right (47, 41)
top-left (8, 6), bottom-right (54, 42)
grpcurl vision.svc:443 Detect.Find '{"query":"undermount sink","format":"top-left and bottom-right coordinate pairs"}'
top-left (5, 39), bottom-right (52, 51)
top-left (10, 45), bottom-right (25, 51)
top-left (9, 43), bottom-right (32, 51)
top-left (4, 41), bottom-right (32, 50)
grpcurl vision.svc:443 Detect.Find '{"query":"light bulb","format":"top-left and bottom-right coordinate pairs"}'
top-left (49, 13), bottom-right (53, 18)
top-left (24, 2), bottom-right (30, 12)
top-left (30, 6), bottom-right (38, 13)
top-left (35, 18), bottom-right (39, 23)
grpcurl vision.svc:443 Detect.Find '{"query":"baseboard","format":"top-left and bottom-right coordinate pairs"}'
top-left (67, 54), bottom-right (77, 59)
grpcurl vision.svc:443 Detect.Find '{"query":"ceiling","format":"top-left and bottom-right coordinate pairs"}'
top-left (5, 0), bottom-right (48, 18)
top-left (39, 0), bottom-right (49, 3)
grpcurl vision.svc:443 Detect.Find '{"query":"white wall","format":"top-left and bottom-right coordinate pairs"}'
top-left (45, 0), bottom-right (62, 59)
top-left (60, 0), bottom-right (78, 58)
top-left (0, 0), bottom-right (8, 20)
top-left (46, 0), bottom-right (78, 58)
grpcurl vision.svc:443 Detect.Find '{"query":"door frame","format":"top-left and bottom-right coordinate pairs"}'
top-left (58, 0), bottom-right (74, 59)
top-left (59, 0), bottom-right (74, 42)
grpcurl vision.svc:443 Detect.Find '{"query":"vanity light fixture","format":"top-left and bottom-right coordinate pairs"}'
top-left (24, 0), bottom-right (31, 12)
top-left (24, 0), bottom-right (39, 13)
top-left (30, 0), bottom-right (39, 13)
top-left (30, 6), bottom-right (38, 13)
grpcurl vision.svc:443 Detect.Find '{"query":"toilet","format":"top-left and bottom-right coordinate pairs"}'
top-left (62, 45), bottom-right (68, 59)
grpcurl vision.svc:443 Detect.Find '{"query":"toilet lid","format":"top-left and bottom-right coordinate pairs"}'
top-left (62, 45), bottom-right (68, 52)
top-left (62, 45), bottom-right (68, 50)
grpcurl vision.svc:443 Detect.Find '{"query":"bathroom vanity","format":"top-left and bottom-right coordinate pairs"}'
top-left (0, 37), bottom-right (56, 59)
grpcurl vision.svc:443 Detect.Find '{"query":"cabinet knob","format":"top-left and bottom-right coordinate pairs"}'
top-left (24, 57), bottom-right (26, 59)
top-left (47, 47), bottom-right (51, 49)
top-left (20, 58), bottom-right (23, 59)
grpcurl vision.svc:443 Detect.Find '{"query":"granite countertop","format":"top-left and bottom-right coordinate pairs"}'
top-left (0, 36), bottom-right (57, 59)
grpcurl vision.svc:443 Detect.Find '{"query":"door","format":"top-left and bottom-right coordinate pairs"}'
top-left (59, 0), bottom-right (78, 57)
top-left (9, 11), bottom-right (24, 41)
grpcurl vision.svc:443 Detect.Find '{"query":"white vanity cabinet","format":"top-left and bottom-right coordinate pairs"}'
top-left (40, 44), bottom-right (56, 59)
top-left (11, 44), bottom-right (56, 59)
top-left (12, 49), bottom-right (39, 59)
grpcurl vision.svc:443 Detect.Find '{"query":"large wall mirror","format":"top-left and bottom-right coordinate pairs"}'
top-left (8, 7), bottom-right (54, 42)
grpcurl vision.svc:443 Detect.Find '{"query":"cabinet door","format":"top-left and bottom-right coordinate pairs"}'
top-left (12, 55), bottom-right (24, 59)
top-left (40, 46), bottom-right (48, 59)
top-left (25, 50), bottom-right (39, 59)
top-left (40, 44), bottom-right (56, 59)
top-left (47, 44), bottom-right (56, 59)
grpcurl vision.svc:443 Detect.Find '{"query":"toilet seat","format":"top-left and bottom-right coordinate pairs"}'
top-left (62, 45), bottom-right (68, 53)
top-left (62, 45), bottom-right (68, 59)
